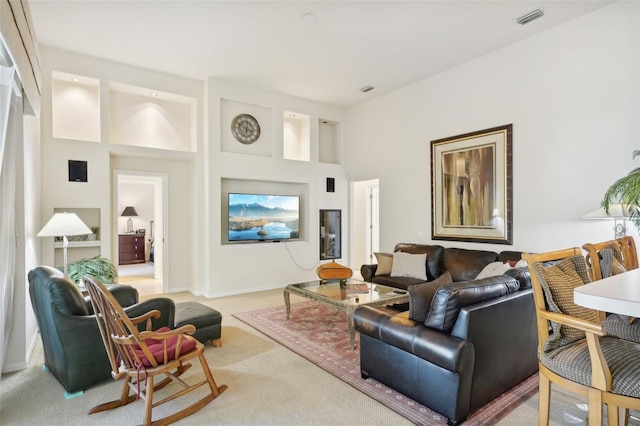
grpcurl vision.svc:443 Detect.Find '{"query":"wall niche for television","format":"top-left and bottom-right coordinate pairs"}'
top-left (221, 178), bottom-right (309, 245)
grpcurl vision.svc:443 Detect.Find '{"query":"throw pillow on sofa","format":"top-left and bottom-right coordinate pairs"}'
top-left (475, 261), bottom-right (510, 280)
top-left (408, 271), bottom-right (453, 323)
top-left (475, 259), bottom-right (528, 280)
top-left (391, 251), bottom-right (427, 281)
top-left (374, 252), bottom-right (394, 276)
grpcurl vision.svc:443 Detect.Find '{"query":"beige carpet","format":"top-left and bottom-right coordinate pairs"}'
top-left (0, 288), bottom-right (621, 425)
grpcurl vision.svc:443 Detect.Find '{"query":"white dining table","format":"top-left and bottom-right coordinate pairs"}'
top-left (574, 268), bottom-right (640, 317)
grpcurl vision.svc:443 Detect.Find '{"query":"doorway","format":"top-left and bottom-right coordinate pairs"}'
top-left (352, 179), bottom-right (380, 273)
top-left (114, 171), bottom-right (167, 296)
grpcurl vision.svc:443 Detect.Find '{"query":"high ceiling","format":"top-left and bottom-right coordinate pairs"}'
top-left (28, 1), bottom-right (612, 107)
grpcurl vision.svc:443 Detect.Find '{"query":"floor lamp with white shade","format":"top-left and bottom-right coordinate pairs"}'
top-left (37, 212), bottom-right (92, 275)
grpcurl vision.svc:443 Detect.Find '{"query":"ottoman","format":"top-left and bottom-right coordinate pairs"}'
top-left (174, 302), bottom-right (222, 347)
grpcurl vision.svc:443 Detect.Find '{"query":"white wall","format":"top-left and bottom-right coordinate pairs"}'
top-left (39, 47), bottom-right (203, 293)
top-left (347, 2), bottom-right (640, 254)
top-left (205, 79), bottom-right (348, 296)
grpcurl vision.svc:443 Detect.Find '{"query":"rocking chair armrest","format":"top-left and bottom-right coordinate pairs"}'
top-left (139, 324), bottom-right (197, 341)
top-left (539, 309), bottom-right (605, 336)
top-left (129, 310), bottom-right (162, 331)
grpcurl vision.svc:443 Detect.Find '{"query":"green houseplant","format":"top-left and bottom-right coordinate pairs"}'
top-left (602, 150), bottom-right (640, 229)
top-left (63, 256), bottom-right (118, 285)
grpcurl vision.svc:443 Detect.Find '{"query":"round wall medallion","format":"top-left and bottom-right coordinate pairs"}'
top-left (231, 114), bottom-right (260, 144)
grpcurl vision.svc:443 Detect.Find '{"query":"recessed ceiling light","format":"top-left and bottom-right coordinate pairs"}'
top-left (302, 11), bottom-right (317, 21)
top-left (359, 85), bottom-right (374, 93)
top-left (71, 78), bottom-right (81, 82)
top-left (150, 92), bottom-right (158, 97)
top-left (515, 8), bottom-right (544, 25)
top-left (289, 114), bottom-right (296, 118)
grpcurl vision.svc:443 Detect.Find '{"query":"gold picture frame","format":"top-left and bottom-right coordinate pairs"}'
top-left (430, 124), bottom-right (513, 244)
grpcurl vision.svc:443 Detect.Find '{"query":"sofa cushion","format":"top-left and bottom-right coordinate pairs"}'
top-left (425, 275), bottom-right (520, 332)
top-left (391, 251), bottom-right (427, 280)
top-left (394, 243), bottom-right (444, 281)
top-left (374, 252), bottom-right (393, 276)
top-left (371, 275), bottom-right (426, 290)
top-left (408, 271), bottom-right (453, 323)
top-left (443, 248), bottom-right (499, 282)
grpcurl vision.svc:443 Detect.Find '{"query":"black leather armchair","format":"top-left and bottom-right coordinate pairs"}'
top-left (28, 265), bottom-right (175, 394)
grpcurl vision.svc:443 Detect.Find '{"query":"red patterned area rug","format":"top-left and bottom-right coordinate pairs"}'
top-left (233, 301), bottom-right (538, 425)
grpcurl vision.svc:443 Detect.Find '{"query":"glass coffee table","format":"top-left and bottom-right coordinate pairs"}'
top-left (283, 279), bottom-right (409, 350)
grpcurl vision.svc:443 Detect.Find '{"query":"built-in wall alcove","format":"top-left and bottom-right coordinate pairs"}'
top-left (220, 99), bottom-right (272, 156)
top-left (109, 82), bottom-right (196, 152)
top-left (52, 207), bottom-right (101, 266)
top-left (220, 178), bottom-right (309, 245)
top-left (283, 111), bottom-right (310, 162)
top-left (318, 118), bottom-right (341, 164)
top-left (51, 71), bottom-right (100, 142)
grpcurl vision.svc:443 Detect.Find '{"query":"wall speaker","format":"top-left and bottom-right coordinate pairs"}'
top-left (68, 160), bottom-right (88, 182)
top-left (326, 177), bottom-right (335, 193)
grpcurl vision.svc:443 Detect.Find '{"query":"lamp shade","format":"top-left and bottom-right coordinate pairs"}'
top-left (37, 212), bottom-right (92, 237)
top-left (121, 206), bottom-right (139, 217)
top-left (583, 204), bottom-right (632, 219)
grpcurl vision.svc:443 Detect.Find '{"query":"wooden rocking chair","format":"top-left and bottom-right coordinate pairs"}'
top-left (83, 275), bottom-right (227, 426)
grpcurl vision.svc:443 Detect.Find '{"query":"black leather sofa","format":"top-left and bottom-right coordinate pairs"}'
top-left (354, 243), bottom-right (538, 425)
top-left (361, 242), bottom-right (525, 289)
top-left (28, 265), bottom-right (175, 394)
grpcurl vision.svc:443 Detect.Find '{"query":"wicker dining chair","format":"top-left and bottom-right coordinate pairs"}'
top-left (83, 275), bottom-right (227, 426)
top-left (583, 236), bottom-right (638, 281)
top-left (523, 248), bottom-right (640, 426)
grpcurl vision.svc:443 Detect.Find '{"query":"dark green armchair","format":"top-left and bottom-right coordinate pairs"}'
top-left (28, 265), bottom-right (175, 394)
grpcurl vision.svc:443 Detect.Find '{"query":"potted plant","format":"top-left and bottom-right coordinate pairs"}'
top-left (602, 150), bottom-right (640, 229)
top-left (64, 256), bottom-right (118, 285)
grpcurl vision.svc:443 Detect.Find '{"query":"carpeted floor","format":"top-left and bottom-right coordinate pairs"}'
top-left (234, 301), bottom-right (538, 425)
top-left (3, 288), bottom-right (632, 425)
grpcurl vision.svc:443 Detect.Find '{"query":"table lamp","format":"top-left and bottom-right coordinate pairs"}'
top-left (121, 206), bottom-right (139, 233)
top-left (583, 204), bottom-right (631, 239)
top-left (37, 212), bottom-right (92, 275)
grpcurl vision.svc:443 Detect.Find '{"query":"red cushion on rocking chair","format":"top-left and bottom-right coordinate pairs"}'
top-left (135, 327), bottom-right (198, 367)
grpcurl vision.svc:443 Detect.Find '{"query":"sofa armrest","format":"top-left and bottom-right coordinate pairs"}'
top-left (354, 306), bottom-right (473, 373)
top-left (504, 266), bottom-right (531, 289)
top-left (84, 284), bottom-right (139, 314)
top-left (450, 289), bottom-right (538, 408)
top-left (124, 297), bottom-right (176, 331)
top-left (360, 264), bottom-right (377, 282)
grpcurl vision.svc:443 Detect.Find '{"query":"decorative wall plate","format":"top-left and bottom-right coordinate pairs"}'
top-left (231, 114), bottom-right (260, 144)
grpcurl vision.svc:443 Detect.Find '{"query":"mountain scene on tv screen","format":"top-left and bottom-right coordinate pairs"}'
top-left (229, 198), bottom-right (299, 241)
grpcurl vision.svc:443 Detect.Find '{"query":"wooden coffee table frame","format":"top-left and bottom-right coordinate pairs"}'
top-left (283, 279), bottom-right (409, 350)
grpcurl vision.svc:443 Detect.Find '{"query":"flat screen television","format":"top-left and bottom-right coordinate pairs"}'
top-left (228, 193), bottom-right (300, 242)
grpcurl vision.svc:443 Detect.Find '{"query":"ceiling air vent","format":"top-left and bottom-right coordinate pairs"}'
top-left (359, 85), bottom-right (374, 93)
top-left (515, 8), bottom-right (544, 25)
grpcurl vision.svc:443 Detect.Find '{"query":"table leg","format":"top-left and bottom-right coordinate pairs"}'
top-left (284, 289), bottom-right (291, 319)
top-left (347, 305), bottom-right (356, 351)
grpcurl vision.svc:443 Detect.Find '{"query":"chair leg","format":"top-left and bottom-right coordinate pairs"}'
top-left (199, 352), bottom-right (228, 396)
top-left (538, 373), bottom-right (551, 426)
top-left (144, 375), bottom-right (155, 426)
top-left (608, 404), bottom-right (620, 426)
top-left (211, 337), bottom-right (222, 347)
top-left (89, 376), bottom-right (137, 414)
top-left (587, 388), bottom-right (603, 426)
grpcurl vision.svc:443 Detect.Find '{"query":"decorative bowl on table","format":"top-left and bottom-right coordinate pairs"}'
top-left (316, 261), bottom-right (353, 285)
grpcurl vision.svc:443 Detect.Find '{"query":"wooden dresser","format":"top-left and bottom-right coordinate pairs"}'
top-left (119, 233), bottom-right (146, 265)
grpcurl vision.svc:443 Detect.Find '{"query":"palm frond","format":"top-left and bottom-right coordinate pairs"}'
top-left (602, 151), bottom-right (640, 229)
